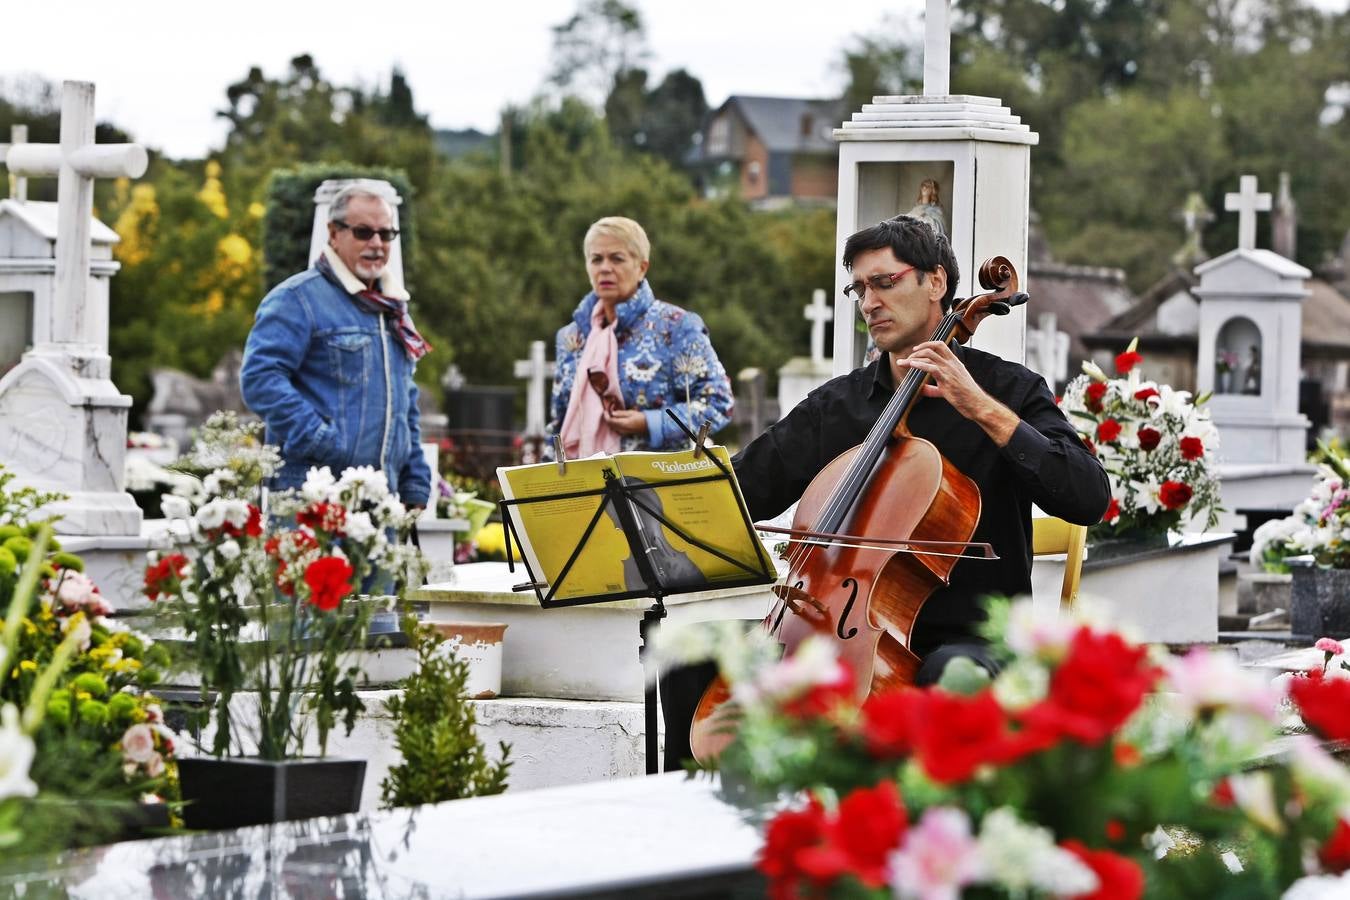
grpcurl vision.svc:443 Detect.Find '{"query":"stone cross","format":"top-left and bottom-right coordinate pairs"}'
top-left (513, 339), bottom-right (551, 437)
top-left (923, 0), bottom-right (951, 96)
top-left (804, 288), bottom-right (833, 365)
top-left (1225, 175), bottom-right (1271, 253)
top-left (3, 82), bottom-right (146, 351)
top-left (0, 125), bottom-right (30, 200)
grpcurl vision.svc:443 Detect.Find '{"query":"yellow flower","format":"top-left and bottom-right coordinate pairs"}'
top-left (218, 233), bottom-right (253, 268)
top-left (197, 162), bottom-right (229, 219)
top-left (248, 201), bottom-right (266, 219)
top-left (18, 660), bottom-right (37, 672)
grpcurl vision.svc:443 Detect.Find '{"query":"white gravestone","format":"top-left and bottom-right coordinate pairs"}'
top-left (1197, 176), bottom-right (1312, 473)
top-left (832, 0), bottom-right (1035, 373)
top-left (513, 339), bottom-right (551, 438)
top-left (778, 289), bottom-right (835, 415)
top-left (1025, 311), bottom-right (1069, 389)
top-left (0, 81), bottom-right (147, 535)
top-left (0, 125), bottom-right (30, 201)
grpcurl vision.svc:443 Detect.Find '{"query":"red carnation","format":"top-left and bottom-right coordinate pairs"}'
top-left (1133, 387), bottom-right (1159, 404)
top-left (143, 553), bottom-right (190, 601)
top-left (1101, 498), bottom-right (1120, 524)
top-left (1320, 818), bottom-right (1350, 872)
top-left (860, 688), bottom-right (921, 758)
top-left (1085, 381), bottom-right (1108, 413)
top-left (1290, 669), bottom-right (1350, 742)
top-left (1211, 778), bottom-right (1236, 808)
top-left (1159, 480), bottom-right (1192, 510)
top-left (756, 798), bottom-right (828, 899)
top-left (1115, 349), bottom-right (1143, 374)
top-left (303, 556), bottom-right (354, 611)
top-left (782, 659), bottom-right (855, 720)
top-left (798, 781), bottom-right (908, 888)
top-left (1136, 427), bottom-right (1161, 451)
top-left (1060, 840), bottom-right (1145, 900)
top-left (1096, 419), bottom-right (1122, 444)
top-left (1179, 436), bottom-right (1204, 460)
top-left (297, 501), bottom-right (348, 535)
top-left (1018, 628), bottom-right (1160, 746)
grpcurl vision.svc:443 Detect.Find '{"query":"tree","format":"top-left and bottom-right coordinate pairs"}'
top-left (547, 0), bottom-right (650, 107)
top-left (604, 67), bottom-right (709, 167)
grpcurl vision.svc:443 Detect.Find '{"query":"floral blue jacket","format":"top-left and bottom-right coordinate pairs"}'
top-left (547, 281), bottom-right (734, 452)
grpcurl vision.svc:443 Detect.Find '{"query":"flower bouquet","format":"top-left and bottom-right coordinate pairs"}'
top-left (1251, 442), bottom-right (1350, 573)
top-left (1059, 339), bottom-right (1222, 540)
top-left (1, 466), bottom-right (178, 851)
top-left (673, 600), bottom-right (1350, 899)
top-left (148, 415), bottom-right (425, 762)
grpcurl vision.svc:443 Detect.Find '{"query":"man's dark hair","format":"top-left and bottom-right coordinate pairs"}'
top-left (842, 216), bottom-right (960, 311)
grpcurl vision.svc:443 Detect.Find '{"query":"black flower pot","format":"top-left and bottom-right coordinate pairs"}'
top-left (178, 757), bottom-right (366, 830)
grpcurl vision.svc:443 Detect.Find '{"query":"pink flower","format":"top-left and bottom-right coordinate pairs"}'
top-left (889, 807), bottom-right (986, 900)
top-left (1162, 648), bottom-right (1281, 721)
top-left (121, 723), bottom-right (157, 765)
top-left (144, 752), bottom-right (165, 778)
top-left (1316, 638), bottom-right (1345, 657)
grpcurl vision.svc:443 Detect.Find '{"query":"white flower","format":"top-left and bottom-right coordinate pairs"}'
top-left (976, 808), bottom-right (1098, 896)
top-left (1162, 648), bottom-right (1281, 722)
top-left (0, 704), bottom-right (37, 801)
top-left (144, 752), bottom-right (165, 778)
top-left (54, 570), bottom-right (100, 610)
top-left (121, 723), bottom-right (157, 765)
top-left (159, 494), bottom-right (193, 521)
top-left (217, 539), bottom-right (241, 561)
top-left (195, 499), bottom-right (228, 530)
top-left (1283, 871), bottom-right (1350, 900)
top-left (345, 511), bottom-right (377, 542)
top-left (732, 636), bottom-right (846, 712)
top-left (338, 466), bottom-right (389, 502)
top-left (1228, 771), bottom-right (1284, 834)
top-left (202, 468), bottom-right (238, 498)
top-left (302, 466), bottom-right (337, 503)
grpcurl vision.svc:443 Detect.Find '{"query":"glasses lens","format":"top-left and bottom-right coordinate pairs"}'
top-left (844, 281), bottom-right (865, 301)
top-left (347, 225), bottom-right (398, 242)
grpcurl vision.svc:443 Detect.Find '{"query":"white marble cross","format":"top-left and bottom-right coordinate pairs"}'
top-left (0, 125), bottom-right (30, 200)
top-left (923, 0), bottom-right (951, 96)
top-left (2, 81), bottom-right (146, 348)
top-left (1224, 175), bottom-right (1271, 253)
top-left (513, 339), bottom-right (552, 437)
top-left (804, 288), bottom-right (833, 365)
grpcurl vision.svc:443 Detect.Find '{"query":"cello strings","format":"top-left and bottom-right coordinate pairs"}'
top-left (778, 311), bottom-right (960, 587)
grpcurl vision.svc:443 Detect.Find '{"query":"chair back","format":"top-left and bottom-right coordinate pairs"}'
top-left (1032, 515), bottom-right (1088, 611)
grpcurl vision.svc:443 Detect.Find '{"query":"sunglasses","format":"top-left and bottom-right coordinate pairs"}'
top-left (333, 220), bottom-right (400, 242)
top-left (842, 267), bottom-right (916, 304)
top-left (587, 368), bottom-right (623, 414)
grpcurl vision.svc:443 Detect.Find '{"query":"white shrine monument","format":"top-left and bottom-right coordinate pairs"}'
top-left (831, 0), bottom-right (1036, 373)
top-left (1196, 175), bottom-right (1315, 519)
top-left (0, 81), bottom-right (147, 536)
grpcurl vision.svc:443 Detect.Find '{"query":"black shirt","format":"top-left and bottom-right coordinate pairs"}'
top-left (731, 345), bottom-right (1110, 654)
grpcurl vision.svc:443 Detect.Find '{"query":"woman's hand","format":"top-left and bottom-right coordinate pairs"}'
top-left (603, 409), bottom-right (649, 436)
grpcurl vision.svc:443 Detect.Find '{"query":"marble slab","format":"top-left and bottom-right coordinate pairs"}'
top-left (0, 772), bottom-right (765, 898)
top-left (411, 562), bottom-right (777, 702)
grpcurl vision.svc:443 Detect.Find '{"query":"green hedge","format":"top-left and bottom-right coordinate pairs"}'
top-left (261, 163), bottom-right (417, 291)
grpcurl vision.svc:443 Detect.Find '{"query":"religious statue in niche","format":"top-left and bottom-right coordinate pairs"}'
top-left (1215, 349), bottom-right (1239, 394)
top-left (906, 178), bottom-right (947, 237)
top-left (1242, 344), bottom-right (1262, 395)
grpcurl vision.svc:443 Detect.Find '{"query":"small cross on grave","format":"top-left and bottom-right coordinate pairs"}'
top-left (804, 288), bottom-right (833, 366)
top-left (3, 82), bottom-right (146, 350)
top-left (513, 339), bottom-right (552, 437)
top-left (0, 125), bottom-right (30, 200)
top-left (923, 0), bottom-right (951, 96)
top-left (1225, 175), bottom-right (1271, 253)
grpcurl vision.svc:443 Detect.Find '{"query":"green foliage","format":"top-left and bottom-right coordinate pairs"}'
top-left (548, 0), bottom-right (649, 106)
top-left (261, 163), bottom-right (418, 292)
top-left (380, 623), bottom-right (510, 808)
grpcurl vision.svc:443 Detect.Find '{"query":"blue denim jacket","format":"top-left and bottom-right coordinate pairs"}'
top-left (240, 264), bottom-right (432, 506)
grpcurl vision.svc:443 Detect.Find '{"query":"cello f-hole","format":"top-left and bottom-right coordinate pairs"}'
top-left (836, 577), bottom-right (860, 640)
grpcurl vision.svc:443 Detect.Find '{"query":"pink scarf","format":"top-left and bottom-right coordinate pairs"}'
top-left (559, 303), bottom-right (624, 458)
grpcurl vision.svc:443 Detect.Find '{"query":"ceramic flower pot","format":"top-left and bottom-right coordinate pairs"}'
top-left (433, 622), bottom-right (508, 699)
top-left (1289, 564), bottom-right (1350, 640)
top-left (177, 756), bottom-right (366, 830)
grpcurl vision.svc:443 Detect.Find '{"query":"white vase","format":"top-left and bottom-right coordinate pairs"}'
top-left (433, 622), bottom-right (508, 699)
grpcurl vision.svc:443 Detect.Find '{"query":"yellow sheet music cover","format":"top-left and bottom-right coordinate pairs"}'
top-left (496, 446), bottom-right (770, 602)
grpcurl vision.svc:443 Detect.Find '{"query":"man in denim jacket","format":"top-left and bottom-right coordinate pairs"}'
top-left (241, 185), bottom-right (432, 508)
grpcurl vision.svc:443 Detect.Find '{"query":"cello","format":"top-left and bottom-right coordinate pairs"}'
top-left (690, 256), bottom-right (1028, 765)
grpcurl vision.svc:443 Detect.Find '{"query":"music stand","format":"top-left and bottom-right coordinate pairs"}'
top-left (497, 414), bottom-right (775, 774)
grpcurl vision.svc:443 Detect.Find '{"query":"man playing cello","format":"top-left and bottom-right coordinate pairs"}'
top-left (662, 215), bottom-right (1110, 769)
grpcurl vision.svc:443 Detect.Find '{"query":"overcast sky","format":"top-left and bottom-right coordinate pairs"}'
top-left (4, 0), bottom-right (936, 158)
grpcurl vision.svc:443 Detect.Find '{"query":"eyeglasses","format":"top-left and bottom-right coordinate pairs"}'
top-left (333, 220), bottom-right (400, 242)
top-left (843, 267), bottom-right (916, 304)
